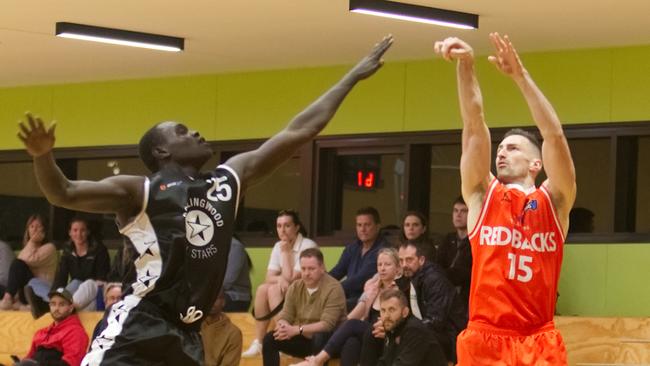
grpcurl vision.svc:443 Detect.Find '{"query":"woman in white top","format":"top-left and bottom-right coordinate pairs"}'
top-left (242, 209), bottom-right (318, 358)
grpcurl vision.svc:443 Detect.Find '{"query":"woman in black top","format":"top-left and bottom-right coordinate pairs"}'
top-left (51, 217), bottom-right (110, 310)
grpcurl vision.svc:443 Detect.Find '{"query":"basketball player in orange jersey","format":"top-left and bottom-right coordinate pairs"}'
top-left (434, 33), bottom-right (576, 365)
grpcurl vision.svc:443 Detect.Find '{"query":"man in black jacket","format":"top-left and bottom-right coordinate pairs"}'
top-left (398, 241), bottom-right (467, 364)
top-left (436, 196), bottom-right (472, 311)
top-left (376, 289), bottom-right (446, 366)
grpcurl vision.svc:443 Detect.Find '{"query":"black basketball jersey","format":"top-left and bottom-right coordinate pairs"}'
top-left (119, 164), bottom-right (240, 332)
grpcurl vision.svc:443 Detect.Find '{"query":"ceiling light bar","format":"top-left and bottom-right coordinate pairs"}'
top-left (350, 0), bottom-right (478, 30)
top-left (55, 22), bottom-right (184, 52)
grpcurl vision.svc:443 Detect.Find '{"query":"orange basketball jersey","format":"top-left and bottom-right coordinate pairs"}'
top-left (467, 178), bottom-right (564, 330)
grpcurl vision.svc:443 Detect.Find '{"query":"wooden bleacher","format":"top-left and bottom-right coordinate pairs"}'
top-left (2, 312), bottom-right (649, 365)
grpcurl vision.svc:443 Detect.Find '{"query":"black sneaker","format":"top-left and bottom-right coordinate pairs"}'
top-left (24, 285), bottom-right (49, 319)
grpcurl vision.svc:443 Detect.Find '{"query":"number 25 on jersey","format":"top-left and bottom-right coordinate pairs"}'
top-left (207, 176), bottom-right (232, 202)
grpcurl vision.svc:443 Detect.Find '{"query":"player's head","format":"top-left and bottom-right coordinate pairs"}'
top-left (139, 121), bottom-right (213, 173)
top-left (496, 129), bottom-right (542, 183)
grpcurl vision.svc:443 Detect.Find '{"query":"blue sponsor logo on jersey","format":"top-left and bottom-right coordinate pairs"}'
top-left (524, 199), bottom-right (538, 212)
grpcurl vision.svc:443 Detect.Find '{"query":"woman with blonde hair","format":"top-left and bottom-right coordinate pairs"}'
top-left (291, 247), bottom-right (406, 366)
top-left (0, 214), bottom-right (57, 311)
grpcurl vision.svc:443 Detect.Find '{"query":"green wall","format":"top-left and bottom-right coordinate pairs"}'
top-left (246, 243), bottom-right (650, 317)
top-left (2, 45), bottom-right (650, 317)
top-left (1, 45), bottom-right (649, 150)
top-left (558, 243), bottom-right (650, 317)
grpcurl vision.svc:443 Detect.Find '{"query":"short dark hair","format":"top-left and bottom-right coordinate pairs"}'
top-left (299, 247), bottom-right (324, 265)
top-left (503, 128), bottom-right (542, 155)
top-left (356, 207), bottom-right (380, 224)
top-left (400, 210), bottom-right (428, 242)
top-left (379, 288), bottom-right (408, 308)
top-left (399, 240), bottom-right (428, 258)
top-left (277, 209), bottom-right (307, 236)
top-left (139, 124), bottom-right (166, 173)
top-left (68, 216), bottom-right (89, 230)
top-left (453, 195), bottom-right (465, 206)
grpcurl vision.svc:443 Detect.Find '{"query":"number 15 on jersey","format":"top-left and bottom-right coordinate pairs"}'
top-left (507, 253), bottom-right (533, 283)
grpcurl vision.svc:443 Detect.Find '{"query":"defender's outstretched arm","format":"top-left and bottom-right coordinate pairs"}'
top-left (226, 35), bottom-right (394, 189)
top-left (18, 114), bottom-right (143, 223)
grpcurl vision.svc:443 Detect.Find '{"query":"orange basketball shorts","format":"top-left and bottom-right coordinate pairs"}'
top-left (456, 321), bottom-right (567, 366)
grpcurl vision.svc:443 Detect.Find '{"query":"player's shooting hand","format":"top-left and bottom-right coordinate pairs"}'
top-left (434, 37), bottom-right (474, 62)
top-left (18, 113), bottom-right (57, 157)
top-left (350, 34), bottom-right (394, 80)
top-left (487, 33), bottom-right (525, 78)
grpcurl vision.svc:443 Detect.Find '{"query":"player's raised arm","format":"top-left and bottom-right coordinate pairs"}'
top-left (488, 33), bottom-right (576, 226)
top-left (18, 113), bottom-right (143, 223)
top-left (225, 35), bottom-right (393, 189)
top-left (435, 37), bottom-right (492, 224)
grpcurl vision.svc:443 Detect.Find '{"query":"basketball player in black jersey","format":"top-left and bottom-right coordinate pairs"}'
top-left (18, 35), bottom-right (393, 366)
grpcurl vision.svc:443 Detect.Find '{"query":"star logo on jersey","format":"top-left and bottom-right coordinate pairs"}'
top-left (138, 240), bottom-right (156, 259)
top-left (185, 209), bottom-right (214, 247)
top-left (137, 269), bottom-right (158, 288)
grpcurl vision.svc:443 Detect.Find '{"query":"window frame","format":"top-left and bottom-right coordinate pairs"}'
top-left (2, 121), bottom-right (649, 247)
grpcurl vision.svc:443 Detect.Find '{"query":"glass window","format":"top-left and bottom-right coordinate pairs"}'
top-left (76, 157), bottom-right (150, 243)
top-left (428, 145), bottom-right (461, 235)
top-left (568, 138), bottom-right (613, 233)
top-left (0, 161), bottom-right (50, 249)
top-left (340, 154), bottom-right (405, 231)
top-left (236, 156), bottom-right (302, 236)
top-left (636, 136), bottom-right (650, 233)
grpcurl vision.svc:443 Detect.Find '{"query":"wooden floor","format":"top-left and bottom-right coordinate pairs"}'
top-left (2, 312), bottom-right (650, 365)
top-left (556, 316), bottom-right (650, 365)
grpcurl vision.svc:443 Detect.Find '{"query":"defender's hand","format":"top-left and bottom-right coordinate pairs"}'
top-left (350, 34), bottom-right (394, 80)
top-left (434, 37), bottom-right (474, 62)
top-left (18, 113), bottom-right (56, 157)
top-left (487, 32), bottom-right (525, 78)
